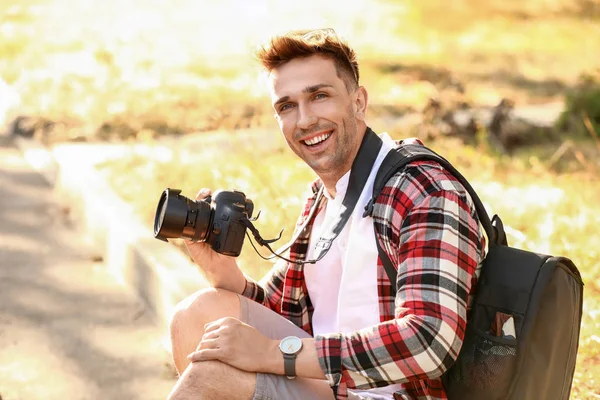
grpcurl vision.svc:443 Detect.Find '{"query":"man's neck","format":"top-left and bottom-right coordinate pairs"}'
top-left (322, 173), bottom-right (347, 199)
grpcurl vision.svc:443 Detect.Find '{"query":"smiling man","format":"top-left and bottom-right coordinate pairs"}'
top-left (269, 51), bottom-right (365, 195)
top-left (166, 29), bottom-right (486, 400)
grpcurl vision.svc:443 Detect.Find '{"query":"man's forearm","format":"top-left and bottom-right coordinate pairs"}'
top-left (204, 262), bottom-right (247, 294)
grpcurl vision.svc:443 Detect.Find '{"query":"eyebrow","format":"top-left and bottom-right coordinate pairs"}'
top-left (273, 83), bottom-right (335, 107)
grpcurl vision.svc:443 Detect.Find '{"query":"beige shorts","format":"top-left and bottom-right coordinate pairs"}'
top-left (238, 294), bottom-right (336, 400)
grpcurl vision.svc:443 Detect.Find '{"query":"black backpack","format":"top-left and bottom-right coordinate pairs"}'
top-left (368, 143), bottom-right (584, 400)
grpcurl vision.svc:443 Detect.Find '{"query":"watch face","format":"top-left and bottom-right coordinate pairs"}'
top-left (279, 336), bottom-right (303, 355)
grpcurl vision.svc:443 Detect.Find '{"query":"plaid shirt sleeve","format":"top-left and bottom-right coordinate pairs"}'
top-left (241, 258), bottom-right (287, 312)
top-left (315, 162), bottom-right (485, 394)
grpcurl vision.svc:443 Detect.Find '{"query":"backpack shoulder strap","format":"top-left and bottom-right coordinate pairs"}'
top-left (367, 143), bottom-right (505, 291)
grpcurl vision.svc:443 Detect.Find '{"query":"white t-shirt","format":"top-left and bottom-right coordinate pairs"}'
top-left (304, 133), bottom-right (404, 399)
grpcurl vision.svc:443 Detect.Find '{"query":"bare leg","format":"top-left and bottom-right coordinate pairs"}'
top-left (168, 288), bottom-right (334, 400)
top-left (169, 288), bottom-right (241, 374)
top-left (166, 360), bottom-right (255, 400)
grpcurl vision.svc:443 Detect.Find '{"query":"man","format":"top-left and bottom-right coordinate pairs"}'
top-left (167, 28), bottom-right (486, 400)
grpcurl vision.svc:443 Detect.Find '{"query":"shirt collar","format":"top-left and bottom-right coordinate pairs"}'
top-left (323, 169), bottom-right (350, 201)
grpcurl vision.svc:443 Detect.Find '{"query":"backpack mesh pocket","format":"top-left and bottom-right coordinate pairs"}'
top-left (443, 327), bottom-right (517, 400)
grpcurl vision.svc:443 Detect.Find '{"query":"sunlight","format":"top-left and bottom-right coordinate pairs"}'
top-left (476, 181), bottom-right (565, 214)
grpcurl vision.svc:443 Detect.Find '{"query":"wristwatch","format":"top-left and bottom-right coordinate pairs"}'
top-left (279, 336), bottom-right (303, 379)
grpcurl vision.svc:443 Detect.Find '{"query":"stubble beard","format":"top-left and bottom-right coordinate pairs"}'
top-left (302, 106), bottom-right (358, 179)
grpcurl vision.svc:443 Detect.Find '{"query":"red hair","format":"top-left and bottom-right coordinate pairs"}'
top-left (255, 28), bottom-right (359, 91)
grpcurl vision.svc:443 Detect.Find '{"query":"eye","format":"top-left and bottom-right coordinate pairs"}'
top-left (314, 92), bottom-right (328, 100)
top-left (279, 103), bottom-right (294, 113)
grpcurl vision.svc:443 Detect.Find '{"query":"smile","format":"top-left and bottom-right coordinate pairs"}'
top-left (303, 131), bottom-right (333, 146)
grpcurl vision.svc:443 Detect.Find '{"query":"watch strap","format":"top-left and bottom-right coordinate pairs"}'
top-left (283, 353), bottom-right (297, 379)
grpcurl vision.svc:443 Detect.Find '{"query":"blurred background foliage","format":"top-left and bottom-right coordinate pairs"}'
top-left (558, 73), bottom-right (600, 136)
top-left (1, 0), bottom-right (599, 143)
top-left (1, 0), bottom-right (599, 398)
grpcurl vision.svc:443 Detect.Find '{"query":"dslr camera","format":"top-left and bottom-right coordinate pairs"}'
top-left (153, 188), bottom-right (254, 257)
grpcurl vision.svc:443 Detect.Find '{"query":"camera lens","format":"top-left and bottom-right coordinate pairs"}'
top-left (154, 188), bottom-right (212, 242)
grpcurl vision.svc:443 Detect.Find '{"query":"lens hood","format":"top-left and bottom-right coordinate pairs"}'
top-left (154, 188), bottom-right (188, 241)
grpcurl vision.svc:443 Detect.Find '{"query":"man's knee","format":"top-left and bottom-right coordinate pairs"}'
top-left (169, 288), bottom-right (242, 373)
top-left (169, 288), bottom-right (241, 335)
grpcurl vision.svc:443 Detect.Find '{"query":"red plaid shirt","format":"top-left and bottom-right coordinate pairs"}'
top-left (243, 150), bottom-right (486, 399)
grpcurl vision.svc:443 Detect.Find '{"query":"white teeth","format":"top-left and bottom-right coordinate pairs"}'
top-left (304, 132), bottom-right (332, 146)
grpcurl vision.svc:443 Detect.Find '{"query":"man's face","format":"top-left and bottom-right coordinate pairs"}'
top-left (268, 55), bottom-right (366, 180)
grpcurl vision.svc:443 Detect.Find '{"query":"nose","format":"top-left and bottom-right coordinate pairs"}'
top-left (296, 102), bottom-right (317, 130)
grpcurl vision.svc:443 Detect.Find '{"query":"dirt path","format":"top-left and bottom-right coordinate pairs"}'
top-left (0, 136), bottom-right (176, 400)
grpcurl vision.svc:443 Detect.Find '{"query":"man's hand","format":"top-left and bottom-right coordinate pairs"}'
top-left (184, 188), bottom-right (246, 293)
top-left (187, 317), bottom-right (282, 374)
top-left (184, 188), bottom-right (235, 269)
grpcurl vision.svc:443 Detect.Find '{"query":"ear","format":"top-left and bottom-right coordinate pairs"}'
top-left (354, 86), bottom-right (368, 121)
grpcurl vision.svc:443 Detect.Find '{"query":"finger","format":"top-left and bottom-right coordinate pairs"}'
top-left (197, 337), bottom-right (219, 351)
top-left (195, 188), bottom-right (212, 200)
top-left (187, 349), bottom-right (221, 363)
top-left (402, 137), bottom-right (424, 145)
top-left (203, 320), bottom-right (221, 334)
top-left (201, 329), bottom-right (220, 341)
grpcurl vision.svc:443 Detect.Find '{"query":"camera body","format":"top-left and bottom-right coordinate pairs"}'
top-left (154, 188), bottom-right (254, 257)
top-left (205, 190), bottom-right (254, 256)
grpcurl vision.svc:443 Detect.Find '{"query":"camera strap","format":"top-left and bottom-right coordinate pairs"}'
top-left (306, 127), bottom-right (382, 263)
